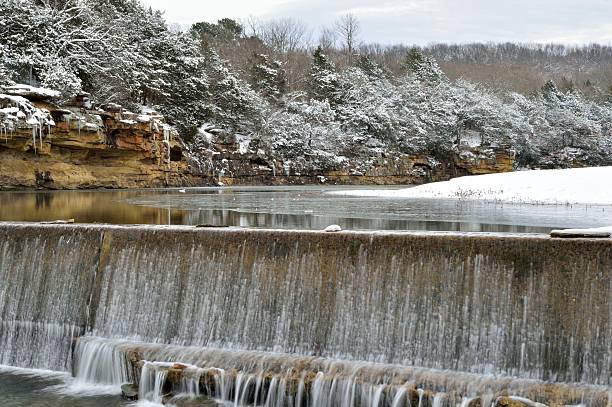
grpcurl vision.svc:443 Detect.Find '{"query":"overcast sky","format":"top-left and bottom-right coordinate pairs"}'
top-left (139, 0), bottom-right (612, 45)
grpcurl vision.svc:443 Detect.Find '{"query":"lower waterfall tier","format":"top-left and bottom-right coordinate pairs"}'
top-left (72, 336), bottom-right (610, 407)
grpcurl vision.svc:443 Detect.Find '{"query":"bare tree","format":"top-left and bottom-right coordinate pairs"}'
top-left (318, 26), bottom-right (337, 52)
top-left (258, 18), bottom-right (310, 54)
top-left (243, 16), bottom-right (262, 38)
top-left (334, 13), bottom-right (360, 64)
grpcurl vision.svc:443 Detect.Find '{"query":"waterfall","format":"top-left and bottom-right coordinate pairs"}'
top-left (82, 226), bottom-right (611, 384)
top-left (459, 397), bottom-right (476, 407)
top-left (139, 362), bottom-right (170, 403)
top-left (0, 225), bottom-right (100, 371)
top-left (391, 387), bottom-right (408, 407)
top-left (177, 366), bottom-right (203, 397)
top-left (432, 393), bottom-right (444, 407)
top-left (72, 335), bottom-right (133, 386)
top-left (0, 223), bottom-right (610, 405)
top-left (67, 337), bottom-right (609, 407)
top-left (417, 388), bottom-right (425, 407)
top-left (371, 384), bottom-right (386, 407)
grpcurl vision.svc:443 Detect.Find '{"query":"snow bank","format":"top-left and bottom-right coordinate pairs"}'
top-left (3, 84), bottom-right (60, 99)
top-left (333, 167), bottom-right (612, 205)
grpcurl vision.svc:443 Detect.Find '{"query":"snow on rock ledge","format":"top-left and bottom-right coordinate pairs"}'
top-left (0, 87), bottom-right (199, 189)
top-left (333, 167), bottom-right (612, 206)
top-left (3, 84), bottom-right (60, 100)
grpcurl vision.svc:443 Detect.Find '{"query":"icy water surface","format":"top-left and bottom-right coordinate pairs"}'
top-left (2, 185), bottom-right (612, 232)
top-left (0, 368), bottom-right (127, 407)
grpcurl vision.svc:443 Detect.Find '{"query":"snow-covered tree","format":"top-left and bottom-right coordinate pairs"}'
top-left (402, 48), bottom-right (426, 74)
top-left (335, 67), bottom-right (399, 144)
top-left (413, 56), bottom-right (447, 84)
top-left (154, 43), bottom-right (211, 142)
top-left (0, 63), bottom-right (12, 88)
top-left (355, 55), bottom-right (388, 80)
top-left (2, 0), bottom-right (611, 172)
top-left (37, 59), bottom-right (82, 102)
top-left (249, 53), bottom-right (286, 101)
top-left (307, 46), bottom-right (341, 105)
top-left (259, 95), bottom-right (347, 170)
top-left (203, 48), bottom-right (266, 132)
top-left (0, 44), bottom-right (14, 87)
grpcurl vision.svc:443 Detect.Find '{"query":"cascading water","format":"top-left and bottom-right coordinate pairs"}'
top-left (0, 223), bottom-right (610, 406)
top-left (139, 362), bottom-right (170, 403)
top-left (0, 225), bottom-right (101, 371)
top-left (72, 334), bottom-right (134, 386)
top-left (67, 337), bottom-right (610, 407)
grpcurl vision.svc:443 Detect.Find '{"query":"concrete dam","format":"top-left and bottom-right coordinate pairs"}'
top-left (0, 223), bottom-right (610, 406)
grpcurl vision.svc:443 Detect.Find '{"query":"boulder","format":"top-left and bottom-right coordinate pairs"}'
top-left (121, 383), bottom-right (139, 400)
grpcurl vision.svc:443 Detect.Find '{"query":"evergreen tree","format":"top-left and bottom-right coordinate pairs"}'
top-left (336, 67), bottom-right (399, 142)
top-left (248, 53), bottom-right (286, 101)
top-left (203, 48), bottom-right (265, 131)
top-left (0, 46), bottom-right (13, 87)
top-left (307, 46), bottom-right (341, 105)
top-left (402, 47), bottom-right (425, 74)
top-left (355, 55), bottom-right (387, 80)
top-left (191, 19), bottom-right (243, 47)
top-left (38, 60), bottom-right (82, 102)
top-left (412, 56), bottom-right (447, 83)
top-left (542, 80), bottom-right (564, 103)
top-left (0, 66), bottom-right (12, 88)
top-left (154, 39), bottom-right (212, 142)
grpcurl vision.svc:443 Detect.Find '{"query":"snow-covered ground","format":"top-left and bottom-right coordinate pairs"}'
top-left (333, 167), bottom-right (612, 206)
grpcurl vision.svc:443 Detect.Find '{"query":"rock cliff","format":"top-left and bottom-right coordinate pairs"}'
top-left (190, 130), bottom-right (515, 186)
top-left (0, 85), bottom-right (200, 190)
top-left (0, 85), bottom-right (515, 190)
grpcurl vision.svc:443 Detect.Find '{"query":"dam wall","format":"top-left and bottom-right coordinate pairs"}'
top-left (0, 223), bottom-right (609, 386)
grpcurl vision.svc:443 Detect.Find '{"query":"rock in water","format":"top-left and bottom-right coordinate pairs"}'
top-left (324, 224), bottom-right (342, 232)
top-left (494, 397), bottom-right (546, 407)
top-left (165, 395), bottom-right (221, 406)
top-left (550, 227), bottom-right (612, 238)
top-left (41, 219), bottom-right (75, 224)
top-left (121, 383), bottom-right (139, 400)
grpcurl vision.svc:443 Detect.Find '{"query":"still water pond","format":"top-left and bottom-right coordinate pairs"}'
top-left (1, 186), bottom-right (611, 233)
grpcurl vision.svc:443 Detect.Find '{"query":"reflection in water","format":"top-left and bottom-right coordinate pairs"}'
top-left (1, 186), bottom-right (612, 233)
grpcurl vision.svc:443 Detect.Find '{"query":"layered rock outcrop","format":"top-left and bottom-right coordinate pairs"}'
top-left (0, 85), bottom-right (200, 190)
top-left (0, 85), bottom-right (516, 190)
top-left (190, 130), bottom-right (515, 186)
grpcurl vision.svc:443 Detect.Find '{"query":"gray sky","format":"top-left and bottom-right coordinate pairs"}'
top-left (140, 0), bottom-right (612, 45)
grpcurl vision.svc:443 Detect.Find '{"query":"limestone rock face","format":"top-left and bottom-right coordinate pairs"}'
top-left (1, 86), bottom-right (516, 190)
top-left (190, 131), bottom-right (516, 187)
top-left (453, 147), bottom-right (515, 175)
top-left (0, 89), bottom-right (202, 190)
